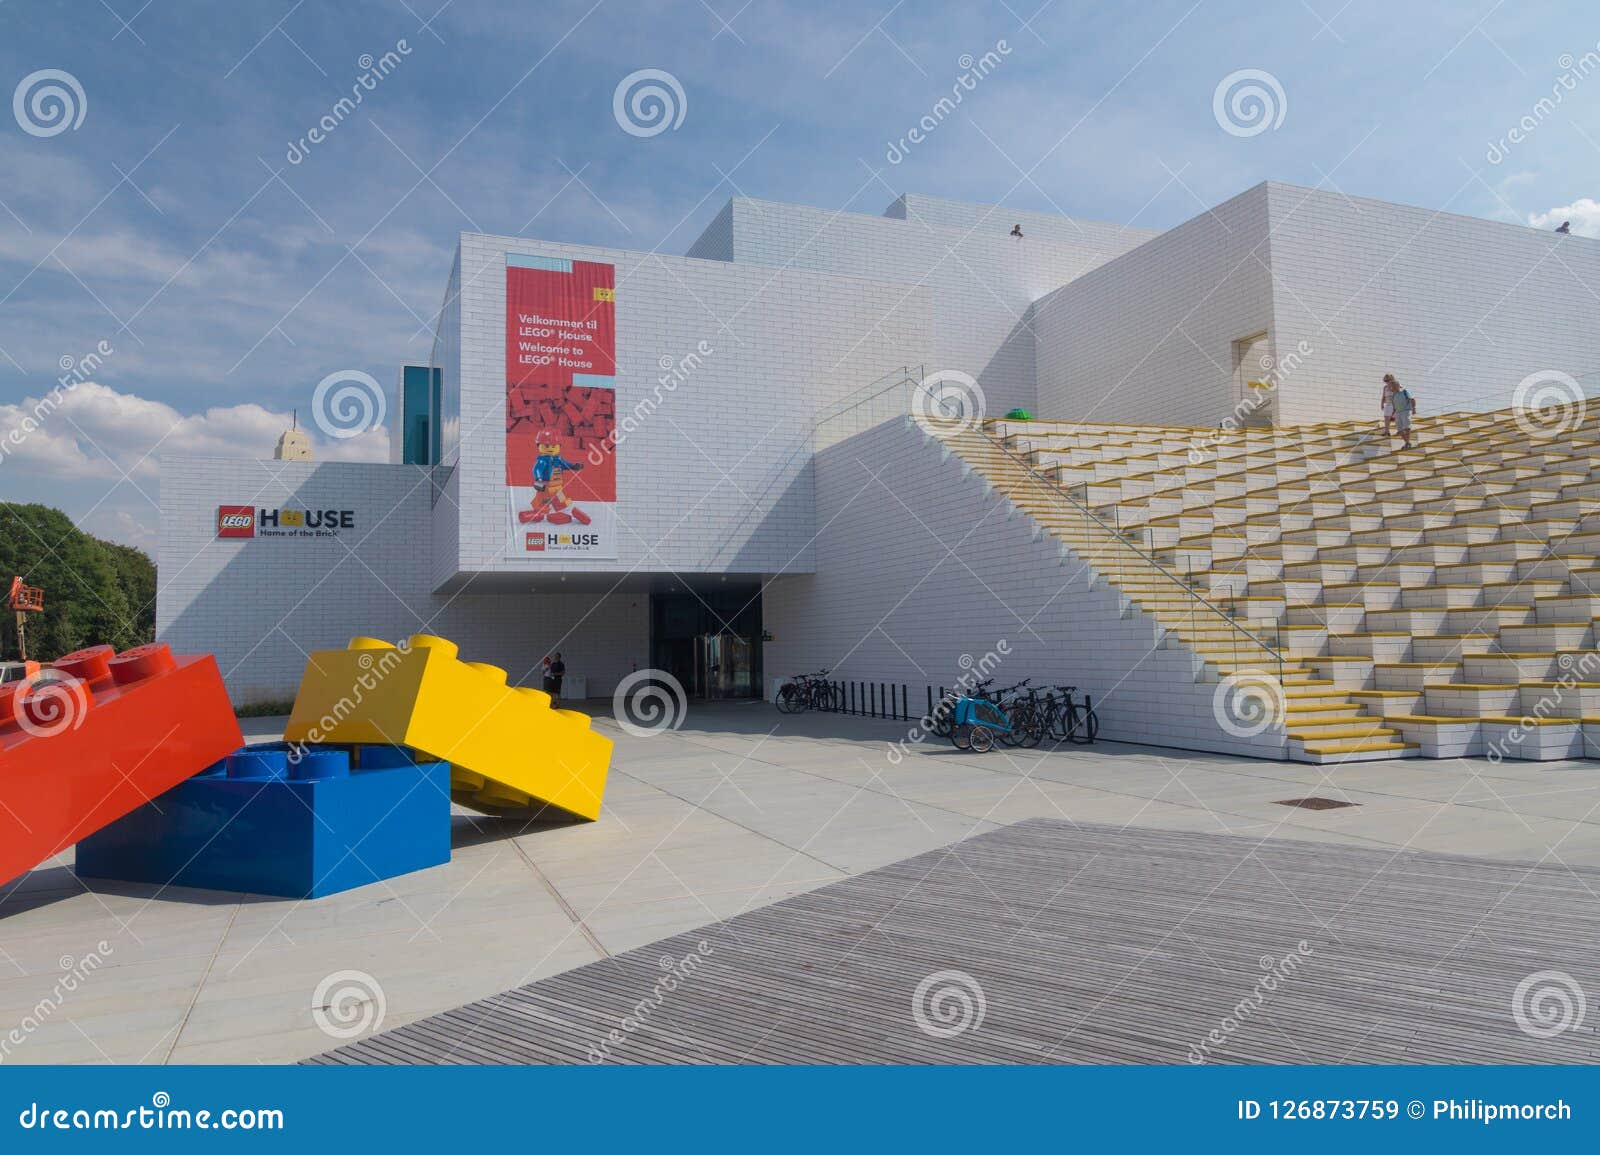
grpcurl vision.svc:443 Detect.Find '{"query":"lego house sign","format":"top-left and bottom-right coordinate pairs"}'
top-left (216, 505), bottom-right (356, 540)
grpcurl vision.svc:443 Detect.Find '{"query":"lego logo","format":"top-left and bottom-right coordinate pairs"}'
top-left (217, 505), bottom-right (256, 538)
top-left (525, 532), bottom-right (545, 551)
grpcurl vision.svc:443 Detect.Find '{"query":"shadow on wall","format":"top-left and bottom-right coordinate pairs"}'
top-left (761, 415), bottom-right (1288, 759)
top-left (700, 431), bottom-right (816, 572)
top-left (700, 318), bottom-right (1040, 578)
top-left (978, 308), bottom-right (1039, 417)
top-left (160, 533), bottom-right (650, 710)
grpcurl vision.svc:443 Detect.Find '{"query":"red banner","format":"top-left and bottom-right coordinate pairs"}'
top-left (506, 259), bottom-right (615, 390)
top-left (505, 258), bottom-right (616, 500)
top-left (505, 257), bottom-right (618, 558)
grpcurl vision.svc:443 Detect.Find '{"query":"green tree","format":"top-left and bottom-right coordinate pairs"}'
top-left (101, 540), bottom-right (157, 643)
top-left (0, 503), bottom-right (156, 661)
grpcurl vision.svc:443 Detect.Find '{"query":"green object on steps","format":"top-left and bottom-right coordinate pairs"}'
top-left (1005, 408), bottom-right (1033, 420)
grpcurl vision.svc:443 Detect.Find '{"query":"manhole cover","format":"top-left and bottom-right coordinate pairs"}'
top-left (1274, 797), bottom-right (1356, 810)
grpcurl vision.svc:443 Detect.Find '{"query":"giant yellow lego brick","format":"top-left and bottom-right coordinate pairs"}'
top-left (284, 634), bottom-right (611, 820)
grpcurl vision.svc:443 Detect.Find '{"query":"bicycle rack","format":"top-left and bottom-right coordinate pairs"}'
top-left (777, 678), bottom-right (1098, 743)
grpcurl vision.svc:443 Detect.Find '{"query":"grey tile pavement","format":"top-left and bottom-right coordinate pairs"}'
top-left (4, 701), bottom-right (1599, 1063)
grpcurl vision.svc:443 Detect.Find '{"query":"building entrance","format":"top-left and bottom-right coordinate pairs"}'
top-left (649, 585), bottom-right (763, 699)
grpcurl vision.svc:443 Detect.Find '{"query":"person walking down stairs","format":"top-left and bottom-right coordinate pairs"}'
top-left (1390, 380), bottom-right (1418, 449)
top-left (1381, 374), bottom-right (1400, 437)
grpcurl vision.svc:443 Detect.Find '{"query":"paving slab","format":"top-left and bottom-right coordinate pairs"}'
top-left (8, 703), bottom-right (1600, 1063)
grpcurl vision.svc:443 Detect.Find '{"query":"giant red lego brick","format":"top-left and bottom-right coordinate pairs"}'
top-left (0, 642), bottom-right (244, 889)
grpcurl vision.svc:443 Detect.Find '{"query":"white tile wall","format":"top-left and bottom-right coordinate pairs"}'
top-left (1032, 181), bottom-right (1600, 428)
top-left (158, 184), bottom-right (1597, 753)
top-left (722, 197), bottom-right (1156, 417)
top-left (888, 192), bottom-right (1154, 255)
top-left (1033, 184), bottom-right (1274, 427)
top-left (1263, 182), bottom-right (1600, 425)
top-left (763, 416), bottom-right (1286, 759)
top-left (684, 200), bottom-right (734, 261)
top-left (158, 458), bottom-right (648, 705)
top-left (446, 230), bottom-right (937, 579)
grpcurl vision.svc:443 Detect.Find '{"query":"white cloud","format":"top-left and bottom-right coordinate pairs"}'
top-left (1529, 198), bottom-right (1600, 237)
top-left (80, 507), bottom-right (159, 552)
top-left (0, 381), bottom-right (387, 483)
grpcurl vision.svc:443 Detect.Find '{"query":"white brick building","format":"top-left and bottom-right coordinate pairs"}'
top-left (1033, 182), bottom-right (1600, 427)
top-left (159, 185), bottom-right (1600, 752)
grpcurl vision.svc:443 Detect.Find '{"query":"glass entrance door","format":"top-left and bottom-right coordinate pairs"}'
top-left (650, 585), bottom-right (763, 698)
top-left (694, 632), bottom-right (754, 699)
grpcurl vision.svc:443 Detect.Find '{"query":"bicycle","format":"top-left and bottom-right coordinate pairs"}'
top-left (949, 679), bottom-right (1042, 751)
top-left (1019, 685), bottom-right (1066, 741)
top-left (1040, 684), bottom-right (1099, 744)
top-left (775, 669), bottom-right (835, 714)
top-left (928, 689), bottom-right (958, 738)
top-left (948, 692), bottom-right (1013, 752)
top-left (994, 680), bottom-right (1045, 749)
top-left (929, 677), bottom-right (994, 738)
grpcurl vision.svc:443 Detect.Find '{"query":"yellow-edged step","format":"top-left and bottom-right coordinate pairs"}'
top-left (284, 634), bottom-right (612, 820)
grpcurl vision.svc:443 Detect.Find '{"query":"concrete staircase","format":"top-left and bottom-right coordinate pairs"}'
top-left (935, 407), bottom-right (1600, 764)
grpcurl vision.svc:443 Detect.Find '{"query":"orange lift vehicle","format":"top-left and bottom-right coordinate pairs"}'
top-left (2, 576), bottom-right (44, 685)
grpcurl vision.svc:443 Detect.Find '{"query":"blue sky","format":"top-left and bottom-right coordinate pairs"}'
top-left (1, 0), bottom-right (1595, 548)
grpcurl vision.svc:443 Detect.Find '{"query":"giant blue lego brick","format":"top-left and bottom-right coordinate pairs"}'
top-left (75, 743), bottom-right (451, 898)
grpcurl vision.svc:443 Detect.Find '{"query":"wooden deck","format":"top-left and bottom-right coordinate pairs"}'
top-left (311, 818), bottom-right (1600, 1064)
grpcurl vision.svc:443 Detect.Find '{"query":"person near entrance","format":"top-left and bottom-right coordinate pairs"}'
top-left (547, 652), bottom-right (567, 708)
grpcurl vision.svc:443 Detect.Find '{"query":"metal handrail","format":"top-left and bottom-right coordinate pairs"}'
top-left (814, 365), bottom-right (925, 428)
top-left (813, 366), bottom-right (927, 455)
top-left (812, 369), bottom-right (1287, 674)
top-left (954, 412), bottom-right (1284, 665)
